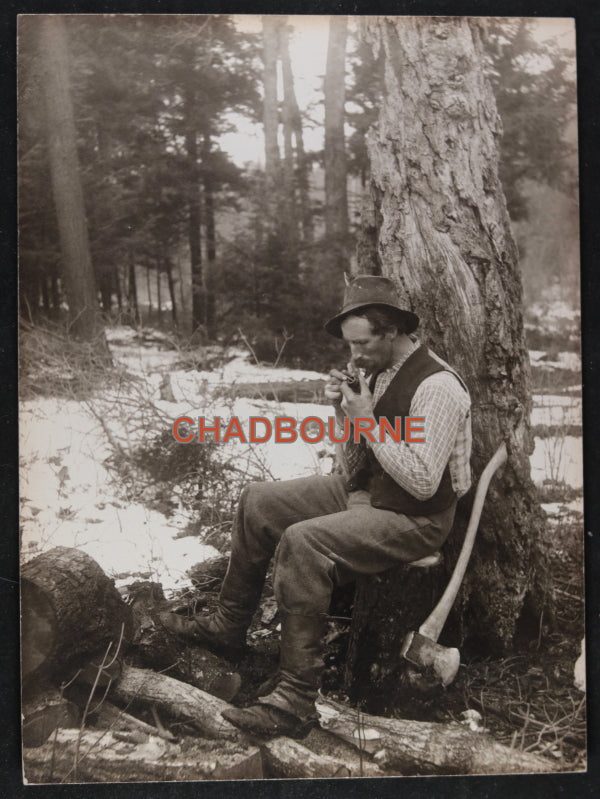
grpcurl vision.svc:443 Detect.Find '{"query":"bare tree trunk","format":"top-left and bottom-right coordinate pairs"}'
top-left (37, 16), bottom-right (106, 346)
top-left (324, 15), bottom-right (349, 271)
top-left (349, 17), bottom-right (546, 669)
top-left (262, 16), bottom-right (282, 219)
top-left (127, 251), bottom-right (140, 325)
top-left (115, 266), bottom-right (123, 312)
top-left (278, 20), bottom-right (299, 249)
top-left (165, 258), bottom-right (177, 325)
top-left (185, 87), bottom-right (203, 334)
top-left (279, 25), bottom-right (312, 244)
top-left (202, 130), bottom-right (216, 338)
top-left (156, 261), bottom-right (162, 322)
top-left (145, 264), bottom-right (152, 316)
top-left (50, 272), bottom-right (61, 315)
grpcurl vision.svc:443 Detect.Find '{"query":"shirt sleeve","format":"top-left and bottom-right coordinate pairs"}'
top-left (368, 371), bottom-right (470, 500)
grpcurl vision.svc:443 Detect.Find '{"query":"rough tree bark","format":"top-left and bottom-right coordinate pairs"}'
top-left (348, 15), bottom-right (547, 684)
top-left (324, 15), bottom-right (349, 272)
top-left (21, 547), bottom-right (134, 686)
top-left (38, 16), bottom-right (106, 346)
top-left (317, 695), bottom-right (556, 775)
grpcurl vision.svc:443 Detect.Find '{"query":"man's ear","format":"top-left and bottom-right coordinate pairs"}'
top-left (384, 325), bottom-right (399, 341)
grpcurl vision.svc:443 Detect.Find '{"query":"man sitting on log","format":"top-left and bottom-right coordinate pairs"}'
top-left (160, 275), bottom-right (472, 738)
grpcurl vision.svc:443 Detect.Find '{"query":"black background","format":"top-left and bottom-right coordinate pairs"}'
top-left (2, 1), bottom-right (598, 796)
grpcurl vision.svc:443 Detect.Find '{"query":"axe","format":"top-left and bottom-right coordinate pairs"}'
top-left (400, 442), bottom-right (508, 686)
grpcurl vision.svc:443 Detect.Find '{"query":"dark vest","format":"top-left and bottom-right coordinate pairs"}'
top-left (346, 345), bottom-right (465, 515)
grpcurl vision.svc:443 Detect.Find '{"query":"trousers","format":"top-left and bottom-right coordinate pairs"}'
top-left (226, 473), bottom-right (457, 618)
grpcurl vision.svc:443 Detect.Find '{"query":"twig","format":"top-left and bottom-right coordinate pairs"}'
top-left (237, 327), bottom-right (260, 365)
top-left (150, 704), bottom-right (176, 742)
top-left (71, 624), bottom-right (125, 781)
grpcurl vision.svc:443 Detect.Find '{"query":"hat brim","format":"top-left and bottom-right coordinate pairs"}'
top-left (324, 302), bottom-right (419, 339)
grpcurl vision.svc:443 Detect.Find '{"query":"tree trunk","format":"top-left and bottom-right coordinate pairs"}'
top-left (317, 695), bottom-right (557, 775)
top-left (37, 17), bottom-right (106, 346)
top-left (344, 560), bottom-right (449, 712)
top-left (278, 20), bottom-right (299, 249)
top-left (145, 264), bottom-right (152, 314)
top-left (21, 547), bottom-right (134, 686)
top-left (279, 23), bottom-right (313, 244)
top-left (185, 87), bottom-right (203, 334)
top-left (324, 15), bottom-right (349, 271)
top-left (127, 251), bottom-right (140, 325)
top-left (202, 130), bottom-right (216, 338)
top-left (350, 17), bottom-right (546, 662)
top-left (165, 258), bottom-right (178, 325)
top-left (261, 15), bottom-right (282, 219)
top-left (155, 261), bottom-right (162, 321)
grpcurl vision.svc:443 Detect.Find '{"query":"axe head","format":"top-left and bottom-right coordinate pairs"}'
top-left (401, 631), bottom-right (460, 687)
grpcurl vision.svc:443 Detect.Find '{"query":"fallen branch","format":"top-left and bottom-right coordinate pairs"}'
top-left (262, 737), bottom-right (351, 778)
top-left (316, 695), bottom-right (558, 775)
top-left (109, 665), bottom-right (240, 740)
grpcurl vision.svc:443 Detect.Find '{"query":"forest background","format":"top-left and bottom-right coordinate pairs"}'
top-left (18, 15), bottom-right (578, 365)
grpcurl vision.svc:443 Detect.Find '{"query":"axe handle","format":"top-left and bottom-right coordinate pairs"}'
top-left (419, 442), bottom-right (508, 642)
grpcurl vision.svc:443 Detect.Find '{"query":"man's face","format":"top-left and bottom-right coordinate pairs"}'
top-left (340, 315), bottom-right (396, 373)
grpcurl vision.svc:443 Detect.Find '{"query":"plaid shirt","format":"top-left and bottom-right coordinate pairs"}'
top-left (344, 340), bottom-right (472, 500)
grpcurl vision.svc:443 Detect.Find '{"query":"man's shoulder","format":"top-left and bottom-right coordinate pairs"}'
top-left (420, 356), bottom-right (471, 407)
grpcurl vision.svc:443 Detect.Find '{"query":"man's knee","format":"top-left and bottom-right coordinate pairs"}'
top-left (276, 522), bottom-right (330, 569)
top-left (242, 479), bottom-right (286, 518)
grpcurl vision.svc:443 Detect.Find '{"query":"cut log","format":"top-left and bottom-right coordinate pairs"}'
top-left (21, 547), bottom-right (133, 685)
top-left (316, 695), bottom-right (558, 775)
top-left (109, 665), bottom-right (240, 741)
top-left (23, 730), bottom-right (263, 783)
top-left (262, 737), bottom-right (351, 778)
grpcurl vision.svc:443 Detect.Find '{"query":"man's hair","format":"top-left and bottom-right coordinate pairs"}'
top-left (350, 305), bottom-right (406, 336)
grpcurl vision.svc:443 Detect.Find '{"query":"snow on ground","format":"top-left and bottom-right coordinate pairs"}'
top-left (542, 499), bottom-right (584, 520)
top-left (529, 351), bottom-right (581, 372)
top-left (529, 435), bottom-right (583, 491)
top-left (20, 398), bottom-right (221, 592)
top-left (530, 395), bottom-right (582, 428)
top-left (20, 325), bottom-right (584, 592)
top-left (20, 332), bottom-right (334, 592)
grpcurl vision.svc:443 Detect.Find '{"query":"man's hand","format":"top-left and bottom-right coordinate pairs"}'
top-left (324, 368), bottom-right (350, 406)
top-left (339, 370), bottom-right (375, 422)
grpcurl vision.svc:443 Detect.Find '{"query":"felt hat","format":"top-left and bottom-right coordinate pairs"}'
top-left (324, 275), bottom-right (419, 338)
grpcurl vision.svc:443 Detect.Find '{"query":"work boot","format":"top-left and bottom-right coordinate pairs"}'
top-left (222, 613), bottom-right (326, 738)
top-left (159, 557), bottom-right (265, 658)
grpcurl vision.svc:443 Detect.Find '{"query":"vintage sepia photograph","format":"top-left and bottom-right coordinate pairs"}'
top-left (18, 13), bottom-right (584, 782)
